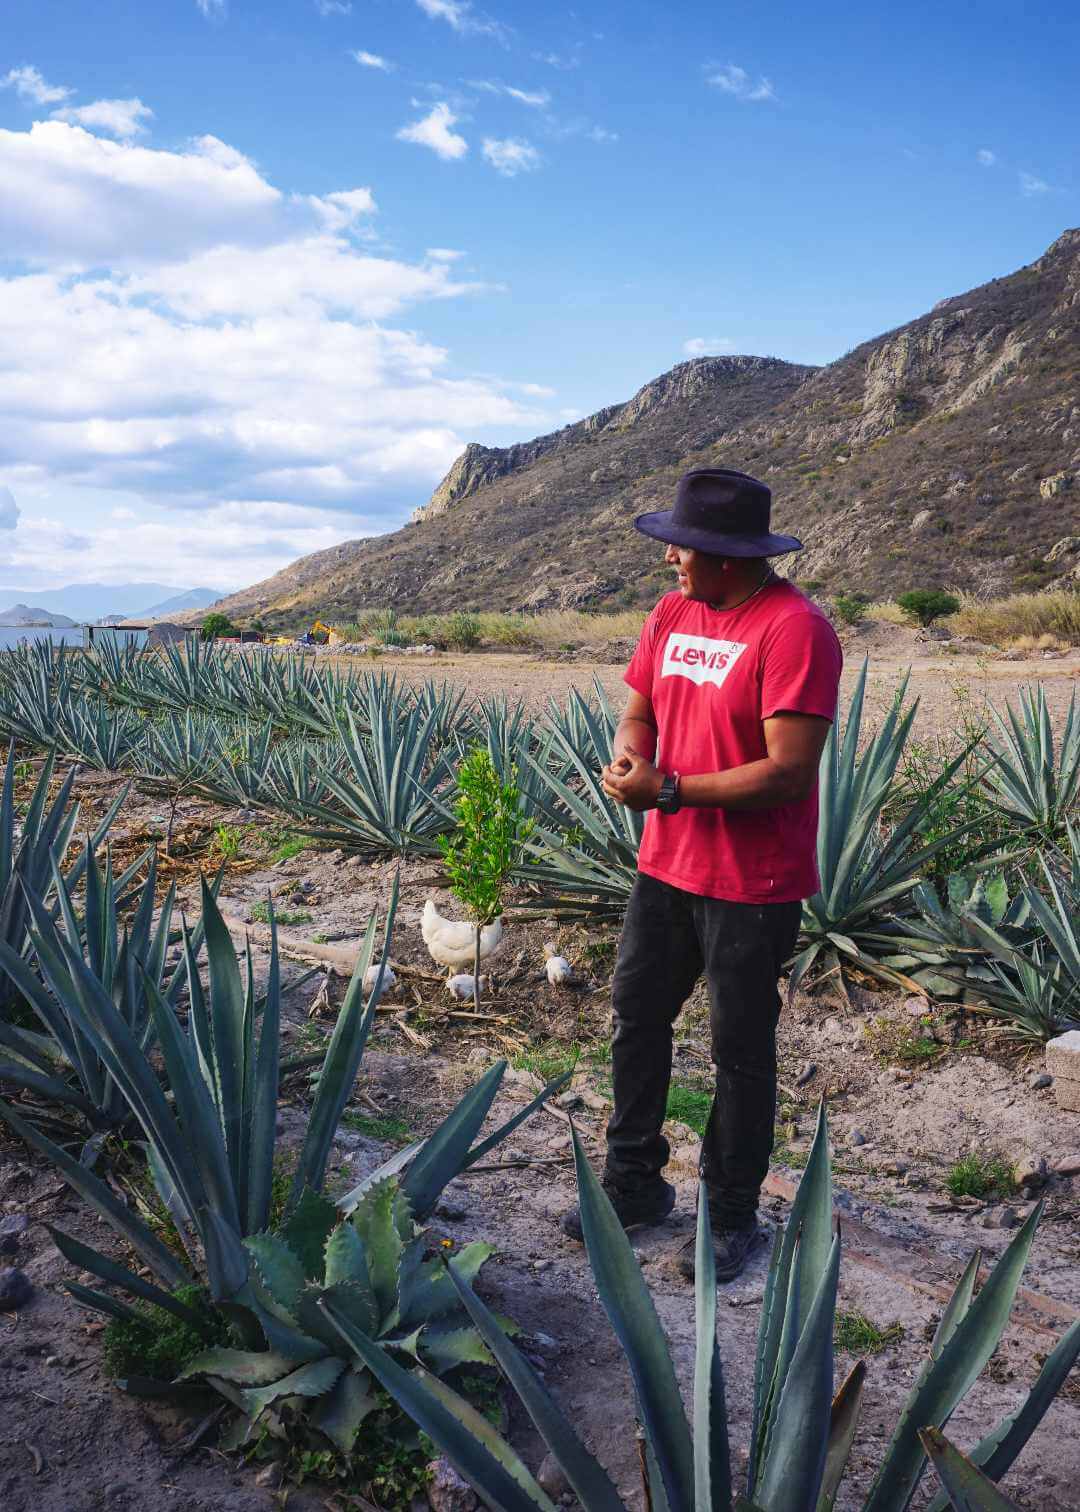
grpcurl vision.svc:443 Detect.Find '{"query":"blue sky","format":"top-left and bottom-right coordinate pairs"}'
top-left (0, 0), bottom-right (1075, 595)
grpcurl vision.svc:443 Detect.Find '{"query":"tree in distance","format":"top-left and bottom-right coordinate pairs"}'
top-left (896, 589), bottom-right (961, 627)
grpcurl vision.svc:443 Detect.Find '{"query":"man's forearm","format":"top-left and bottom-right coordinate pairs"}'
top-left (679, 759), bottom-right (813, 811)
top-left (613, 716), bottom-right (657, 763)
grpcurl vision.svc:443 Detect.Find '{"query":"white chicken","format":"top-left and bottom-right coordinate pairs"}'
top-left (362, 962), bottom-right (397, 999)
top-left (446, 973), bottom-right (485, 1002)
top-left (421, 898), bottom-right (503, 974)
top-left (543, 942), bottom-right (574, 987)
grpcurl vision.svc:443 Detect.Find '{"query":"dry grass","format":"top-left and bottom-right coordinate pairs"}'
top-left (945, 589), bottom-right (1080, 646)
top-left (335, 607), bottom-right (647, 651)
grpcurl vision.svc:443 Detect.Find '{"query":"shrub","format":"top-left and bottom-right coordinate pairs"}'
top-left (200, 611), bottom-right (237, 641)
top-left (896, 589), bottom-right (961, 627)
top-left (445, 612), bottom-right (481, 649)
top-left (832, 592), bottom-right (868, 626)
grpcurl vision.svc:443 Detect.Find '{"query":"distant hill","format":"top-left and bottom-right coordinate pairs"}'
top-left (0, 603), bottom-right (77, 627)
top-left (136, 588), bottom-right (222, 620)
top-left (0, 583), bottom-right (224, 623)
top-left (198, 228), bottom-right (1080, 627)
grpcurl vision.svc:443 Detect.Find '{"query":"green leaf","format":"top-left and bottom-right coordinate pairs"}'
top-left (321, 1298), bottom-right (556, 1512)
top-left (693, 1185), bottom-right (731, 1512)
top-left (925, 1317), bottom-right (1080, 1512)
top-left (282, 1187), bottom-right (339, 1281)
top-left (181, 1348), bottom-right (295, 1385)
top-left (755, 1233), bottom-right (841, 1512)
top-left (239, 1355), bottom-right (345, 1420)
top-left (245, 1233), bottom-right (307, 1320)
top-left (0, 1098), bottom-right (190, 1290)
top-left (46, 1225), bottom-right (205, 1329)
top-left (420, 1325), bottom-right (492, 1372)
top-left (816, 1361), bottom-right (865, 1512)
top-left (402, 1060), bottom-right (507, 1218)
top-left (460, 1067), bottom-right (573, 1169)
top-left (864, 1204), bottom-right (1043, 1512)
top-left (312, 1363), bottom-right (378, 1454)
top-left (399, 1242), bottom-right (493, 1328)
top-left (571, 1125), bottom-right (694, 1512)
top-left (919, 1429), bottom-right (1023, 1511)
top-left (349, 1178), bottom-right (411, 1321)
top-left (443, 1255), bottom-right (625, 1512)
top-left (931, 1251), bottom-right (982, 1359)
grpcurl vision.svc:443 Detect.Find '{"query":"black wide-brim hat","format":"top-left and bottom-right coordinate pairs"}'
top-left (635, 467), bottom-right (803, 557)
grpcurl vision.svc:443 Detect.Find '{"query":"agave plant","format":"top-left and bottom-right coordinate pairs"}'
top-left (4, 879), bottom-right (566, 1372)
top-left (58, 694), bottom-right (145, 772)
top-left (0, 846), bottom-right (218, 1145)
top-left (982, 686), bottom-right (1079, 838)
top-left (176, 1177), bottom-right (506, 1453)
top-left (294, 699), bottom-right (454, 855)
top-left (790, 663), bottom-right (983, 996)
top-left (324, 1105), bottom-right (1080, 1512)
top-left (0, 744), bottom-right (127, 1016)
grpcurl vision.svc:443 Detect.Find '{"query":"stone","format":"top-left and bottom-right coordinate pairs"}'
top-left (910, 508), bottom-right (933, 532)
top-left (849, 1128), bottom-right (867, 1147)
top-left (1029, 1073), bottom-right (1052, 1090)
top-left (981, 1206), bottom-right (1020, 1230)
top-left (580, 1088), bottom-right (609, 1112)
top-left (1013, 1153), bottom-right (1049, 1191)
top-left (1039, 471), bottom-right (1074, 500)
top-left (1054, 1155), bottom-right (1080, 1177)
top-left (537, 1453), bottom-right (572, 1499)
top-left (1053, 1079), bottom-right (1080, 1113)
top-left (1045, 535), bottom-right (1080, 563)
top-left (1045, 1031), bottom-right (1080, 1080)
top-left (0, 1267), bottom-right (32, 1311)
top-left (428, 1458), bottom-right (478, 1512)
top-left (795, 1061), bottom-right (816, 1086)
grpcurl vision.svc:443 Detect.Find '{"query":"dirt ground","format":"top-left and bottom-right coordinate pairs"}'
top-left (1, 648), bottom-right (1079, 1511)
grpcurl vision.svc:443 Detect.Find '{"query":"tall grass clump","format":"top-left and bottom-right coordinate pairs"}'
top-left (946, 589), bottom-right (1080, 647)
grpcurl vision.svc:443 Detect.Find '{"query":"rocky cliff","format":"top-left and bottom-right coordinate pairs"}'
top-left (203, 230), bottom-right (1080, 626)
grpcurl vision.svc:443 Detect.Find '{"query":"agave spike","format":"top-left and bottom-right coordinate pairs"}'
top-left (918, 1429), bottom-right (1023, 1512)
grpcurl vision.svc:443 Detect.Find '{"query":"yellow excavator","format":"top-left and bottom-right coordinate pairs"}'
top-left (309, 619), bottom-right (334, 644)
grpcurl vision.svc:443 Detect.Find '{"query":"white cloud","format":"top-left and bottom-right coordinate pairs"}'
top-left (1019, 170), bottom-right (1050, 196)
top-left (683, 336), bottom-right (735, 357)
top-left (706, 64), bottom-right (776, 103)
top-left (315, 0), bottom-right (352, 13)
top-left (534, 50), bottom-right (581, 70)
top-left (52, 98), bottom-right (154, 140)
top-left (482, 137), bottom-right (540, 176)
top-left (397, 103), bottom-right (468, 161)
top-left (307, 186), bottom-right (377, 232)
top-left (415, 0), bottom-right (507, 41)
top-left (0, 488), bottom-right (19, 530)
top-left (426, 247), bottom-right (466, 261)
top-left (1, 64), bottom-right (73, 106)
top-left (976, 148), bottom-right (996, 167)
top-left (587, 125), bottom-right (618, 143)
top-left (0, 121), bottom-right (283, 267)
top-left (353, 50), bottom-right (393, 70)
top-left (471, 80), bottom-right (549, 106)
top-left (196, 0), bottom-right (227, 17)
top-left (0, 116), bottom-right (544, 588)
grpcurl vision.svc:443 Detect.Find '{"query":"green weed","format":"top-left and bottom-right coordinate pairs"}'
top-left (213, 823), bottom-right (243, 860)
top-left (944, 1153), bottom-right (1017, 1200)
top-left (252, 900), bottom-right (312, 926)
top-left (340, 1110), bottom-right (412, 1143)
top-left (834, 1309), bottom-right (905, 1355)
top-left (665, 1082), bottom-right (712, 1135)
top-left (102, 1284), bottom-right (231, 1382)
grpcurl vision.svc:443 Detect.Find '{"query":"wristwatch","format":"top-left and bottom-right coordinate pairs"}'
top-left (655, 772), bottom-right (682, 814)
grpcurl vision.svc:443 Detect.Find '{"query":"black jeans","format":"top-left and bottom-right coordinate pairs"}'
top-left (604, 873), bottom-right (802, 1229)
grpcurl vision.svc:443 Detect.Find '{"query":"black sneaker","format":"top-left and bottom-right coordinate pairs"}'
top-left (676, 1218), bottom-right (763, 1284)
top-left (561, 1177), bottom-right (676, 1242)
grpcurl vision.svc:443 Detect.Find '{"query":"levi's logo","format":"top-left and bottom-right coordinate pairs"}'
top-left (661, 633), bottom-right (747, 689)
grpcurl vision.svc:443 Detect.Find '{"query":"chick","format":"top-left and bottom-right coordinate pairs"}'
top-left (363, 962), bottom-right (397, 999)
top-left (543, 941), bottom-right (574, 987)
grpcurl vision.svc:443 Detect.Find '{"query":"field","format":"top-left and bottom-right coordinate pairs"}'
top-left (0, 637), bottom-right (1078, 1511)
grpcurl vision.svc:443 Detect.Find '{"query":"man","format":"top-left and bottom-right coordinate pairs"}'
top-left (561, 467), bottom-right (842, 1282)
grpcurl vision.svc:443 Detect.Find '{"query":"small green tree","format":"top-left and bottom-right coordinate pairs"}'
top-left (896, 588), bottom-right (961, 627)
top-left (438, 747), bottom-right (533, 1011)
top-left (200, 611), bottom-right (238, 641)
top-left (832, 592), bottom-right (868, 627)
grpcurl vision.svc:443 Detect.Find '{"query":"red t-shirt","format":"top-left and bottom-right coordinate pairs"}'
top-left (624, 581), bottom-right (842, 904)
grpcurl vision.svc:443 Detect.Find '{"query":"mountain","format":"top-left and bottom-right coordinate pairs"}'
top-left (0, 583), bottom-right (225, 623)
top-left (0, 603), bottom-right (77, 627)
top-left (203, 229), bottom-right (1080, 627)
top-left (135, 588), bottom-right (222, 620)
